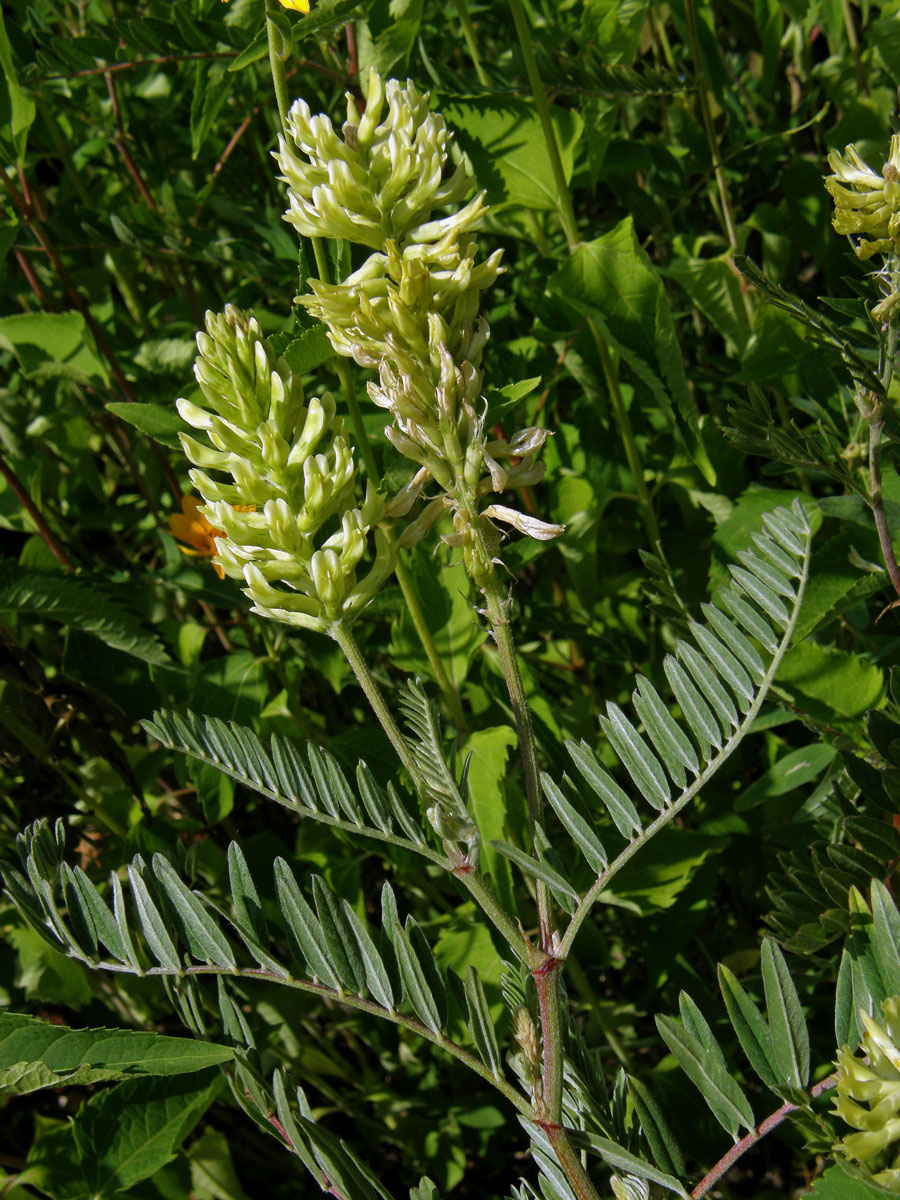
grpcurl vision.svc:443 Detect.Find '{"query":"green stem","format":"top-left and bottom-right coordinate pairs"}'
top-left (508, 0), bottom-right (659, 550)
top-left (507, 0), bottom-right (579, 253)
top-left (683, 0), bottom-right (741, 260)
top-left (866, 255), bottom-right (900, 600)
top-left (841, 0), bottom-right (867, 96)
top-left (455, 0), bottom-right (489, 86)
top-left (461, 868), bottom-right (541, 969)
top-left (332, 622), bottom-right (425, 789)
top-left (589, 320), bottom-right (661, 549)
top-left (86, 959), bottom-right (533, 1116)
top-left (266, 11), bottom-right (292, 130)
top-left (332, 621), bottom-right (532, 961)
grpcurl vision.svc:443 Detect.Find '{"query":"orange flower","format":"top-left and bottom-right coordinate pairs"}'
top-left (168, 496), bottom-right (226, 578)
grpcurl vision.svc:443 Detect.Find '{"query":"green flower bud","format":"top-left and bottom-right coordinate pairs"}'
top-left (825, 136), bottom-right (900, 260)
top-left (177, 306), bottom-right (394, 632)
top-left (277, 68), bottom-right (476, 252)
top-left (834, 996), bottom-right (900, 1190)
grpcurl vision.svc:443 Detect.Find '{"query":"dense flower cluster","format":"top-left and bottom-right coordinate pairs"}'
top-left (825, 136), bottom-right (900, 260)
top-left (834, 996), bottom-right (900, 1191)
top-left (275, 69), bottom-right (561, 586)
top-left (176, 305), bottom-right (392, 631)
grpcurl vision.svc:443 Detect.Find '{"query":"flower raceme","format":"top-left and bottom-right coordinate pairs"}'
top-left (176, 306), bottom-right (393, 633)
top-left (275, 69), bottom-right (562, 585)
top-left (825, 135), bottom-right (900, 260)
top-left (834, 996), bottom-right (900, 1191)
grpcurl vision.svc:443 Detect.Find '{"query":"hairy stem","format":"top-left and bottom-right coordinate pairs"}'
top-left (692, 1074), bottom-right (838, 1198)
top-left (868, 415), bottom-right (900, 602)
top-left (866, 253), bottom-right (900, 600)
top-left (331, 622), bottom-right (424, 788)
top-left (331, 622), bottom-right (531, 962)
top-left (507, 0), bottom-right (579, 252)
top-left (266, 10), bottom-right (292, 129)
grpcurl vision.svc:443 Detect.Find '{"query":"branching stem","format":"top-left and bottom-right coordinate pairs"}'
top-left (85, 959), bottom-right (533, 1116)
top-left (692, 1074), bottom-right (838, 1198)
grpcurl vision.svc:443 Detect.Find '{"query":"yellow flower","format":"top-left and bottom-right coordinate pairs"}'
top-left (168, 495), bottom-right (255, 579)
top-left (221, 0), bottom-right (309, 7)
top-left (168, 495), bottom-right (227, 578)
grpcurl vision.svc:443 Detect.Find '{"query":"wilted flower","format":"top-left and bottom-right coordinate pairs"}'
top-left (825, 135), bottom-right (900, 260)
top-left (834, 995), bottom-right (900, 1190)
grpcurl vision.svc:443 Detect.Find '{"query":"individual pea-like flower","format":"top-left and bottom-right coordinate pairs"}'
top-left (176, 305), bottom-right (393, 632)
top-left (168, 495), bottom-right (227, 578)
top-left (825, 135), bottom-right (900, 260)
top-left (833, 995), bottom-right (900, 1190)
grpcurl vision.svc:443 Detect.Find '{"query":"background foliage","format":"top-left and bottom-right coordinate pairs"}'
top-left (3, 0), bottom-right (900, 1196)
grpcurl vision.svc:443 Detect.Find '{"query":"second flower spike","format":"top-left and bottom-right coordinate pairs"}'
top-left (177, 306), bottom-right (394, 632)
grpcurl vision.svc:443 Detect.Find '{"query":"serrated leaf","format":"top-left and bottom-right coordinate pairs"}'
top-left (0, 566), bottom-right (171, 666)
top-left (0, 1013), bottom-right (233, 1097)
